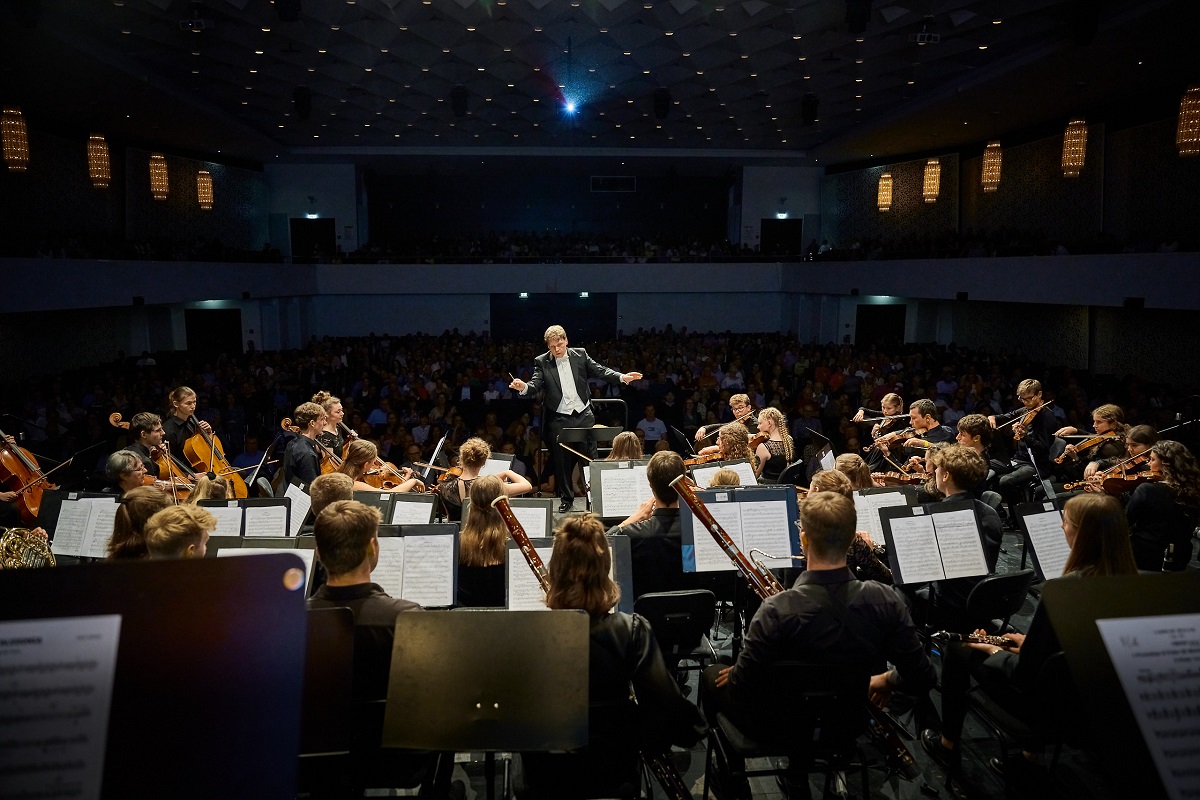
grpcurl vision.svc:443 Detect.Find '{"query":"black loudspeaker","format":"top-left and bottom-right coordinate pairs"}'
top-left (653, 88), bottom-right (671, 120)
top-left (293, 87), bottom-right (312, 120)
top-left (451, 86), bottom-right (468, 118)
top-left (845, 0), bottom-right (871, 34)
top-left (801, 93), bottom-right (818, 126)
top-left (277, 0), bottom-right (301, 22)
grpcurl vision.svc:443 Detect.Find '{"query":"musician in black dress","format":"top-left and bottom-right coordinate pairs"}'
top-left (312, 390), bottom-right (350, 455)
top-left (1125, 440), bottom-right (1200, 571)
top-left (753, 407), bottom-right (794, 484)
top-left (854, 392), bottom-right (905, 472)
top-left (282, 402), bottom-right (326, 487)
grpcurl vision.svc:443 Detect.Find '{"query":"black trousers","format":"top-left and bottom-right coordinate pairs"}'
top-left (545, 406), bottom-right (595, 503)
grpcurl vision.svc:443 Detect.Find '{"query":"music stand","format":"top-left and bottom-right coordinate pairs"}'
top-left (560, 425), bottom-right (623, 511)
top-left (244, 433), bottom-right (282, 497)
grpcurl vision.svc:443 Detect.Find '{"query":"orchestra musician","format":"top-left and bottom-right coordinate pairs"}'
top-left (436, 437), bottom-right (531, 523)
top-left (282, 402), bottom-right (326, 487)
top-left (695, 393), bottom-right (757, 444)
top-left (123, 412), bottom-right (164, 478)
top-left (145, 505), bottom-right (216, 560)
top-left (754, 407), bottom-right (794, 484)
top-left (606, 431), bottom-right (645, 461)
top-left (163, 386), bottom-right (213, 460)
top-left (854, 392), bottom-right (905, 472)
top-left (1125, 440), bottom-right (1200, 571)
top-left (455, 475), bottom-right (511, 608)
top-left (696, 422), bottom-right (756, 466)
top-left (338, 439), bottom-right (423, 493)
top-left (1082, 423), bottom-right (1158, 490)
top-left (508, 325), bottom-right (642, 514)
top-left (107, 485), bottom-right (172, 560)
top-left (807, 469), bottom-right (893, 584)
top-left (1054, 403), bottom-right (1127, 482)
top-left (988, 380), bottom-right (1058, 519)
top-left (186, 474), bottom-right (232, 502)
top-left (892, 399), bottom-right (956, 469)
top-left (833, 452), bottom-right (873, 491)
top-left (313, 390), bottom-right (351, 455)
top-left (102, 450), bottom-right (149, 497)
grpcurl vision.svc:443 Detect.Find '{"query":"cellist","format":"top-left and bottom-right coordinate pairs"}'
top-left (283, 402), bottom-right (326, 486)
top-left (312, 390), bottom-right (352, 455)
top-left (163, 386), bottom-right (213, 461)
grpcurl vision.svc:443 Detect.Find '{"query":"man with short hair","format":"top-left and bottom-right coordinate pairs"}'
top-left (635, 405), bottom-right (668, 452)
top-left (988, 379), bottom-right (1057, 515)
top-left (509, 325), bottom-right (642, 513)
top-left (607, 450), bottom-right (690, 598)
top-left (124, 411), bottom-right (164, 478)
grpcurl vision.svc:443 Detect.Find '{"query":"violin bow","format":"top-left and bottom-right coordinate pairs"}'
top-left (994, 399), bottom-right (1053, 429)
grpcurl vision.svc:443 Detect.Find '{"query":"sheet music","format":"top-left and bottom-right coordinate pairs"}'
top-left (599, 466), bottom-right (650, 517)
top-left (889, 513), bottom-right (945, 584)
top-left (729, 461), bottom-right (758, 486)
top-left (739, 500), bottom-right (794, 569)
top-left (284, 483), bottom-right (311, 536)
top-left (820, 448), bottom-right (836, 470)
top-left (690, 464), bottom-right (721, 488)
top-left (371, 537), bottom-right (407, 599)
top-left (1023, 507), bottom-right (1070, 580)
top-left (932, 509), bottom-right (989, 580)
top-left (50, 499), bottom-right (92, 557)
top-left (855, 491), bottom-right (910, 543)
top-left (1096, 613), bottom-right (1200, 800)
top-left (0, 614), bottom-right (122, 800)
top-left (399, 534), bottom-right (456, 607)
top-left (688, 497), bottom-right (743, 573)
top-left (79, 501), bottom-right (119, 560)
top-left (478, 457), bottom-right (512, 477)
top-left (244, 504), bottom-right (288, 538)
top-left (511, 504), bottom-right (549, 540)
top-left (507, 545), bottom-right (554, 611)
top-left (205, 504), bottom-right (245, 539)
top-left (390, 497), bottom-right (435, 525)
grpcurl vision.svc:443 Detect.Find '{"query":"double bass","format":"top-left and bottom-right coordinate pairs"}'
top-left (0, 425), bottom-right (57, 526)
top-left (182, 416), bottom-right (248, 498)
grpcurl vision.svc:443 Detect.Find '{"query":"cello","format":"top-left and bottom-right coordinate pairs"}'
top-left (281, 418), bottom-right (342, 475)
top-left (108, 413), bottom-right (196, 502)
top-left (182, 415), bottom-right (248, 498)
top-left (0, 425), bottom-right (57, 526)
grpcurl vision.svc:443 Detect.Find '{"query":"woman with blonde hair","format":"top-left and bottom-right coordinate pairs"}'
top-left (145, 504), bottom-right (217, 559)
top-left (338, 439), bottom-right (423, 493)
top-left (312, 390), bottom-right (352, 455)
top-left (707, 468), bottom-right (741, 488)
top-left (833, 453), bottom-right (873, 490)
top-left (606, 431), bottom-right (645, 461)
top-left (437, 437), bottom-right (531, 522)
top-left (455, 475), bottom-right (510, 607)
top-left (807, 469), bottom-right (892, 584)
top-left (187, 474), bottom-right (231, 503)
top-left (754, 407), bottom-right (794, 483)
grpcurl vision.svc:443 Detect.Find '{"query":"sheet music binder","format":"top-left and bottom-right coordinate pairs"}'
top-left (44, 492), bottom-right (119, 560)
top-left (679, 485), bottom-right (801, 573)
top-left (879, 500), bottom-right (991, 586)
top-left (588, 457), bottom-right (652, 519)
top-left (0, 554), bottom-right (307, 799)
top-left (197, 496), bottom-right (292, 537)
top-left (374, 523), bottom-right (460, 608)
top-left (38, 489), bottom-right (116, 542)
top-left (1015, 498), bottom-right (1069, 582)
top-left (504, 533), bottom-right (634, 613)
top-left (382, 610), bottom-right (588, 752)
top-left (388, 492), bottom-right (438, 525)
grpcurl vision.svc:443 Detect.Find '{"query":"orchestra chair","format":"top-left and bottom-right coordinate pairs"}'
top-left (703, 662), bottom-right (871, 800)
top-left (633, 589), bottom-right (718, 676)
top-left (255, 476), bottom-right (275, 497)
top-left (960, 569), bottom-right (1036, 635)
top-left (777, 459), bottom-right (807, 487)
top-left (964, 651), bottom-right (1079, 798)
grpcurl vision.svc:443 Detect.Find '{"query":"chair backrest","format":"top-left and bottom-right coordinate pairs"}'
top-left (632, 590), bottom-right (716, 658)
top-left (963, 569), bottom-right (1036, 631)
top-left (1048, 437), bottom-right (1068, 463)
top-left (777, 459), bottom-right (807, 486)
top-left (740, 661), bottom-right (868, 752)
top-left (301, 606), bottom-right (355, 755)
top-left (980, 490), bottom-right (1003, 515)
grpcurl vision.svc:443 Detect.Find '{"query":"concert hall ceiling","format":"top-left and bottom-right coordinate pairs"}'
top-left (0, 0), bottom-right (1192, 168)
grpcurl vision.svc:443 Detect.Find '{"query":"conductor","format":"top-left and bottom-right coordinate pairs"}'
top-left (509, 325), bottom-right (642, 513)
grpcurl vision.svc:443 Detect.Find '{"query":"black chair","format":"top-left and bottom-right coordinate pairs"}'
top-left (961, 569), bottom-right (1036, 634)
top-left (965, 651), bottom-right (1079, 798)
top-left (634, 589), bottom-right (718, 674)
top-left (297, 608), bottom-right (354, 797)
top-left (703, 662), bottom-right (871, 800)
top-left (777, 458), bottom-right (807, 486)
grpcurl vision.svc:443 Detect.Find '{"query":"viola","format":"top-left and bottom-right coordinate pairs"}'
top-left (1100, 469), bottom-right (1162, 496)
top-left (1055, 432), bottom-right (1121, 464)
top-left (0, 425), bottom-right (56, 526)
top-left (280, 418), bottom-right (342, 475)
top-left (182, 415), bottom-right (248, 498)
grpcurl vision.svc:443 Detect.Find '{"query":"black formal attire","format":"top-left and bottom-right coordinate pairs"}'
top-left (922, 491), bottom-right (1005, 630)
top-left (282, 435), bottom-right (321, 486)
top-left (758, 439), bottom-right (789, 484)
top-left (610, 507), bottom-right (694, 599)
top-left (1125, 482), bottom-right (1199, 571)
top-left (162, 415), bottom-right (192, 464)
top-left (895, 423), bottom-right (955, 466)
top-left (521, 347), bottom-right (626, 506)
top-left (124, 442), bottom-right (160, 478)
top-left (315, 429), bottom-right (345, 456)
top-left (515, 612), bottom-right (707, 799)
top-left (864, 418), bottom-right (906, 472)
top-left (456, 564), bottom-right (505, 607)
top-left (991, 407), bottom-right (1057, 509)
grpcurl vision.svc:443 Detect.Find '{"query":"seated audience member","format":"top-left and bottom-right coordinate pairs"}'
top-left (1126, 440), bottom-right (1200, 571)
top-left (516, 513), bottom-right (706, 799)
top-left (107, 485), bottom-right (172, 560)
top-left (103, 450), bottom-right (148, 496)
top-left (922, 494), bottom-right (1137, 776)
top-left (707, 468), bottom-right (741, 488)
top-left (145, 505), bottom-right (216, 559)
top-left (456, 475), bottom-right (510, 607)
top-left (607, 451), bottom-right (693, 598)
top-left (702, 491), bottom-right (934, 798)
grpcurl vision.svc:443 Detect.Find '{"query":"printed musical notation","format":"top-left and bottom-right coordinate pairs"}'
top-left (0, 614), bottom-right (123, 800)
top-left (1097, 613), bottom-right (1200, 800)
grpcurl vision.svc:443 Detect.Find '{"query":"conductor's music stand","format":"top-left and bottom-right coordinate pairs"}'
top-left (382, 610), bottom-right (588, 800)
top-left (560, 424), bottom-right (624, 511)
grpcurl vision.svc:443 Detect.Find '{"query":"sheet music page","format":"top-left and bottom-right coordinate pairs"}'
top-left (399, 534), bottom-right (455, 607)
top-left (370, 537), bottom-right (407, 599)
top-left (478, 457), bottom-right (512, 477)
top-left (244, 504), bottom-right (288, 538)
top-left (511, 504), bottom-right (548, 540)
top-left (390, 497), bottom-right (435, 525)
top-left (284, 483), bottom-right (311, 536)
top-left (932, 509), bottom-right (989, 580)
top-left (80, 501), bottom-right (119, 560)
top-left (729, 461), bottom-right (758, 486)
top-left (0, 614), bottom-right (122, 800)
top-left (507, 545), bottom-right (554, 611)
top-left (600, 467), bottom-right (646, 517)
top-left (205, 504), bottom-right (245, 539)
top-left (739, 499), bottom-right (794, 568)
top-left (855, 491), bottom-right (910, 543)
top-left (690, 464), bottom-right (721, 488)
top-left (819, 449), bottom-right (836, 470)
top-left (50, 499), bottom-right (92, 557)
top-left (1096, 613), bottom-right (1200, 800)
top-left (1023, 507), bottom-right (1070, 580)
top-left (689, 496), bottom-right (743, 573)
top-left (889, 514), bottom-right (945, 584)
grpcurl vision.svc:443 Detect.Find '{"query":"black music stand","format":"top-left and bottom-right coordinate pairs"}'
top-left (245, 433), bottom-right (282, 497)
top-left (560, 424), bottom-right (624, 511)
top-left (382, 610), bottom-right (588, 799)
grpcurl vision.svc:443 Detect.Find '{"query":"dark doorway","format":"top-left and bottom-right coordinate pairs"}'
top-left (289, 218), bottom-right (337, 261)
top-left (855, 304), bottom-right (906, 347)
top-left (759, 218), bottom-right (804, 256)
top-left (490, 293), bottom-right (618, 345)
top-left (185, 308), bottom-right (243, 358)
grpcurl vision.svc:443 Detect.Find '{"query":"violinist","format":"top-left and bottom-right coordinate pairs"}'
top-left (754, 408), bottom-right (794, 484)
top-left (877, 400), bottom-right (954, 472)
top-left (694, 393), bottom-right (756, 444)
top-left (695, 423), bottom-right (756, 467)
top-left (103, 450), bottom-right (149, 497)
top-left (436, 437), bottom-right (531, 523)
top-left (338, 440), bottom-right (423, 493)
top-left (854, 392), bottom-right (905, 472)
top-left (313, 391), bottom-right (351, 455)
top-left (123, 412), bottom-right (164, 478)
top-left (988, 380), bottom-right (1057, 518)
top-left (1125, 440), bottom-right (1200, 571)
top-left (1054, 404), bottom-right (1127, 481)
top-left (1083, 424), bottom-right (1158, 490)
top-left (282, 402), bottom-right (326, 487)
top-left (163, 386), bottom-right (213, 460)
top-left (606, 431), bottom-right (645, 461)
top-left (834, 453), bottom-right (873, 491)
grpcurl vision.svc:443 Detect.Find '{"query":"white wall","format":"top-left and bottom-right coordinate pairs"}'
top-left (265, 163), bottom-right (360, 256)
top-left (740, 165), bottom-right (823, 248)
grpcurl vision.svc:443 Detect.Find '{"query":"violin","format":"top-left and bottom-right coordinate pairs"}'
top-left (0, 425), bottom-right (57, 526)
top-left (684, 452), bottom-right (722, 467)
top-left (873, 470), bottom-right (926, 487)
top-left (280, 418), bottom-right (342, 475)
top-left (998, 400), bottom-right (1053, 443)
top-left (1100, 469), bottom-right (1161, 495)
top-left (1063, 451), bottom-right (1150, 491)
top-left (863, 427), bottom-right (915, 453)
top-left (183, 415), bottom-right (248, 498)
top-left (1054, 432), bottom-right (1120, 464)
